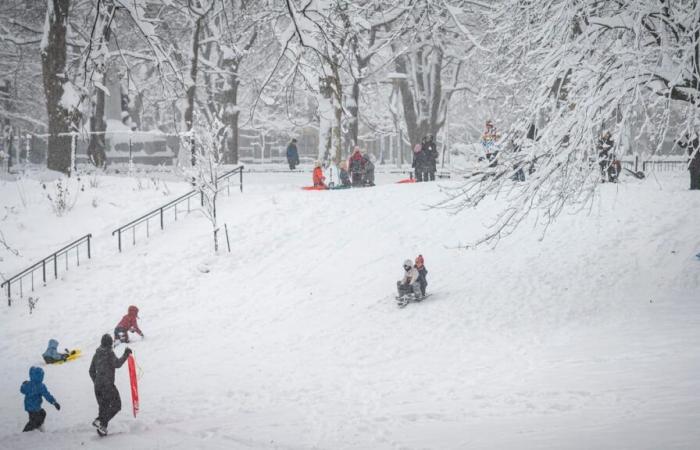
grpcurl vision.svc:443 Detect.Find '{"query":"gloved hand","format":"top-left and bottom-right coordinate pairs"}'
top-left (124, 347), bottom-right (133, 356)
top-left (54, 402), bottom-right (61, 411)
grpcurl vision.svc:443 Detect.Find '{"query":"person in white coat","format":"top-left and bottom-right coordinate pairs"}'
top-left (397, 259), bottom-right (422, 298)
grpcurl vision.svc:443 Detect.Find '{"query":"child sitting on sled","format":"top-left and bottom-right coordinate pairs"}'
top-left (312, 161), bottom-right (327, 189)
top-left (42, 339), bottom-right (74, 364)
top-left (114, 305), bottom-right (144, 343)
top-left (397, 259), bottom-right (423, 300)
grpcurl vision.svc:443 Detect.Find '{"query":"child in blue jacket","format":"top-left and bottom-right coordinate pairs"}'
top-left (42, 339), bottom-right (70, 364)
top-left (20, 366), bottom-right (60, 431)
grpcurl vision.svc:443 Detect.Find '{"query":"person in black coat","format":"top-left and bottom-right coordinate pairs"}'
top-left (678, 133), bottom-right (700, 190)
top-left (412, 139), bottom-right (427, 182)
top-left (422, 135), bottom-right (439, 181)
top-left (89, 334), bottom-right (131, 436)
top-left (286, 139), bottom-right (300, 170)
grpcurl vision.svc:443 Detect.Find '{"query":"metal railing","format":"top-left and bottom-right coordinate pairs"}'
top-left (2, 234), bottom-right (92, 306)
top-left (641, 160), bottom-right (688, 172)
top-left (112, 166), bottom-right (244, 252)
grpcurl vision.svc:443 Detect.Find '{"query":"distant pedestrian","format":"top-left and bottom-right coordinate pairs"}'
top-left (20, 366), bottom-right (60, 432)
top-left (89, 334), bottom-right (132, 436)
top-left (286, 138), bottom-right (300, 170)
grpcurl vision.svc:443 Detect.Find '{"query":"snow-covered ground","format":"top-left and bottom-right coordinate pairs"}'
top-left (0, 169), bottom-right (699, 449)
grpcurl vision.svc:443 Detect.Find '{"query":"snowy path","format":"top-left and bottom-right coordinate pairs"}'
top-left (0, 173), bottom-right (699, 449)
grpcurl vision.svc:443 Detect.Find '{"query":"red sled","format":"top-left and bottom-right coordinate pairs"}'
top-left (397, 178), bottom-right (416, 184)
top-left (128, 355), bottom-right (139, 417)
top-left (301, 186), bottom-right (328, 191)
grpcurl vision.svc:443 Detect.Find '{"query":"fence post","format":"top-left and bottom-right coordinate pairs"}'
top-left (6, 282), bottom-right (10, 307)
top-left (53, 254), bottom-right (58, 279)
top-left (160, 208), bottom-right (164, 229)
top-left (87, 235), bottom-right (91, 259)
top-left (224, 223), bottom-right (231, 253)
top-left (42, 260), bottom-right (46, 284)
top-left (240, 167), bottom-right (244, 193)
top-left (635, 155), bottom-right (639, 172)
top-left (117, 230), bottom-right (122, 252)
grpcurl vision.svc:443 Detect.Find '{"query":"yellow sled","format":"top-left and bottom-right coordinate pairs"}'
top-left (50, 349), bottom-right (82, 365)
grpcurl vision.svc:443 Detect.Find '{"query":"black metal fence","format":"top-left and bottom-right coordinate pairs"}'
top-left (112, 166), bottom-right (244, 252)
top-left (1, 234), bottom-right (92, 306)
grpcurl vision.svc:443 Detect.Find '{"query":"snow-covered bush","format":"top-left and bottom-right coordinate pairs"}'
top-left (42, 177), bottom-right (84, 216)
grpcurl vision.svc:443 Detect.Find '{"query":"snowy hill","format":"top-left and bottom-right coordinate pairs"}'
top-left (1, 172), bottom-right (699, 449)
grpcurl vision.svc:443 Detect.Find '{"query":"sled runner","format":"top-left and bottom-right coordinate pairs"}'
top-left (396, 293), bottom-right (432, 308)
top-left (128, 355), bottom-right (139, 418)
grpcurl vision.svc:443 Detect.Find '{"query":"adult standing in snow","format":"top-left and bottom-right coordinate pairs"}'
top-left (678, 132), bottom-right (700, 190)
top-left (413, 139), bottom-right (427, 182)
top-left (423, 135), bottom-right (439, 181)
top-left (286, 138), bottom-right (300, 170)
top-left (89, 334), bottom-right (132, 436)
top-left (362, 150), bottom-right (376, 186)
top-left (348, 146), bottom-right (366, 186)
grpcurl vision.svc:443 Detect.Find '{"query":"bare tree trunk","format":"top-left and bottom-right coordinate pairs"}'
top-left (87, 4), bottom-right (115, 168)
top-left (185, 15), bottom-right (204, 166)
top-left (41, 0), bottom-right (76, 174)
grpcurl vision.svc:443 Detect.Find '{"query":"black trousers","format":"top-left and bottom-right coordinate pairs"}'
top-left (415, 168), bottom-right (424, 182)
top-left (23, 409), bottom-right (46, 432)
top-left (288, 161), bottom-right (296, 170)
top-left (95, 384), bottom-right (121, 427)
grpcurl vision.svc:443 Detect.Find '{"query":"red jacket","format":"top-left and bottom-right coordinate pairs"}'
top-left (313, 167), bottom-right (326, 187)
top-left (116, 306), bottom-right (142, 335)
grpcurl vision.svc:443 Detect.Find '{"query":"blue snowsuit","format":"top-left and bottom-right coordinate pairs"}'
top-left (42, 339), bottom-right (67, 364)
top-left (20, 366), bottom-right (58, 431)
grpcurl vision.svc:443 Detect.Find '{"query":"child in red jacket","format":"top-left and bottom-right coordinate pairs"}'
top-left (114, 305), bottom-right (144, 343)
top-left (312, 161), bottom-right (327, 188)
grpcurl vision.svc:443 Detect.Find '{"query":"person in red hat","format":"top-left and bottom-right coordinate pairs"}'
top-left (415, 255), bottom-right (428, 296)
top-left (114, 306), bottom-right (144, 344)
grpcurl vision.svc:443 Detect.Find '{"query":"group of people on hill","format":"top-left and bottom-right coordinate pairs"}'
top-left (20, 305), bottom-right (144, 436)
top-left (311, 145), bottom-right (376, 189)
top-left (412, 135), bottom-right (440, 182)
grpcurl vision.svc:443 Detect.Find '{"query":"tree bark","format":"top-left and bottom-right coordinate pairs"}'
top-left (41, 0), bottom-right (76, 174)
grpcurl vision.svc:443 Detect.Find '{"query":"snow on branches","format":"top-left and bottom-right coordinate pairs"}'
top-left (439, 0), bottom-right (700, 247)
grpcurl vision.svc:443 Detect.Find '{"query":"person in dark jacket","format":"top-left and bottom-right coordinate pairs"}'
top-left (414, 254), bottom-right (428, 297)
top-left (286, 139), bottom-right (300, 170)
top-left (413, 139), bottom-right (427, 182)
top-left (348, 147), bottom-right (366, 186)
top-left (89, 334), bottom-right (131, 436)
top-left (339, 161), bottom-right (351, 186)
top-left (678, 133), bottom-right (700, 190)
top-left (423, 135), bottom-right (439, 181)
top-left (114, 305), bottom-right (144, 343)
top-left (20, 366), bottom-right (60, 432)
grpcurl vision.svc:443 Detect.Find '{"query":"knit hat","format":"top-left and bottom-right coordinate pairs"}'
top-left (101, 333), bottom-right (113, 347)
